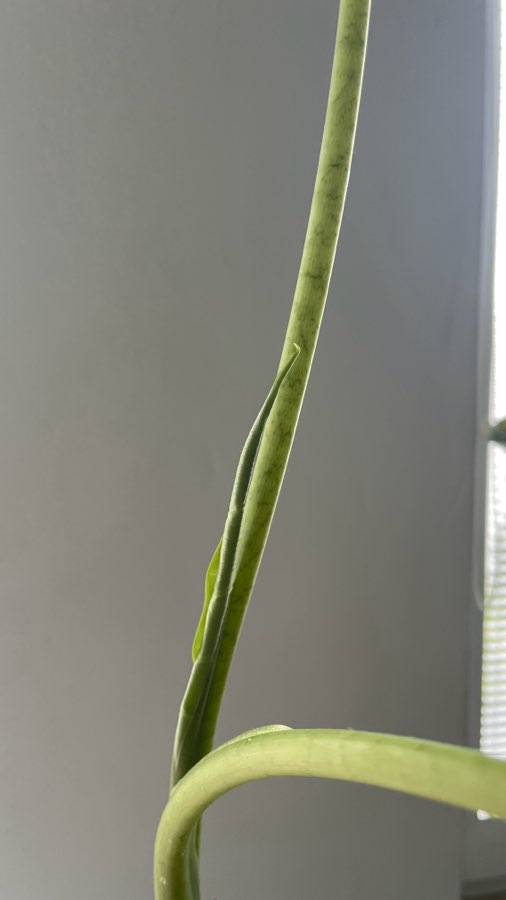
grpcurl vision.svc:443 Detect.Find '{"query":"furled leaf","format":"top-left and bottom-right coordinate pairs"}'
top-left (192, 539), bottom-right (222, 662)
top-left (171, 343), bottom-right (300, 789)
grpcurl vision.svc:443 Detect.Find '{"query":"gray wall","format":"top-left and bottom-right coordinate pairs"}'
top-left (0, 1), bottom-right (485, 898)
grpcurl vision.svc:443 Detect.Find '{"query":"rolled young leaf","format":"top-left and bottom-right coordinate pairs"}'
top-left (171, 344), bottom-right (300, 788)
top-left (191, 539), bottom-right (222, 663)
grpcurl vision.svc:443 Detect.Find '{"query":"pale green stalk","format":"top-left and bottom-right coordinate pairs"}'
top-left (170, 0), bottom-right (371, 789)
top-left (155, 728), bottom-right (506, 898)
top-left (162, 2), bottom-right (371, 896)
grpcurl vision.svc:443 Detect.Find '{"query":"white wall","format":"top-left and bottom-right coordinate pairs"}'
top-left (0, 1), bottom-right (485, 898)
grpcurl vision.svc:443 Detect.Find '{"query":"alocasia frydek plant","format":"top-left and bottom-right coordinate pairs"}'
top-left (153, 1), bottom-right (506, 897)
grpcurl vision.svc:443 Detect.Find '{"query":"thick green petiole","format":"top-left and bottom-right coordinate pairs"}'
top-left (155, 728), bottom-right (506, 899)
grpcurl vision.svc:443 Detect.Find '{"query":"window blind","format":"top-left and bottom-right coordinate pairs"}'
top-left (480, 0), bottom-right (506, 763)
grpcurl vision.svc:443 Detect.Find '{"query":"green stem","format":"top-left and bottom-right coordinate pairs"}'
top-left (174, 0), bottom-right (371, 786)
top-left (163, 2), bottom-right (371, 896)
top-left (155, 728), bottom-right (506, 898)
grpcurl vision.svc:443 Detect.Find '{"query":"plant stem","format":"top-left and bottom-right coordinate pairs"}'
top-left (236, 0), bottom-right (371, 568)
top-left (155, 728), bottom-right (506, 898)
top-left (173, 0), bottom-right (371, 787)
top-left (162, 2), bottom-right (371, 896)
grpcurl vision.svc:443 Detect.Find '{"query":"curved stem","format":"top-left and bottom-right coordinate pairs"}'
top-left (155, 728), bottom-right (506, 898)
